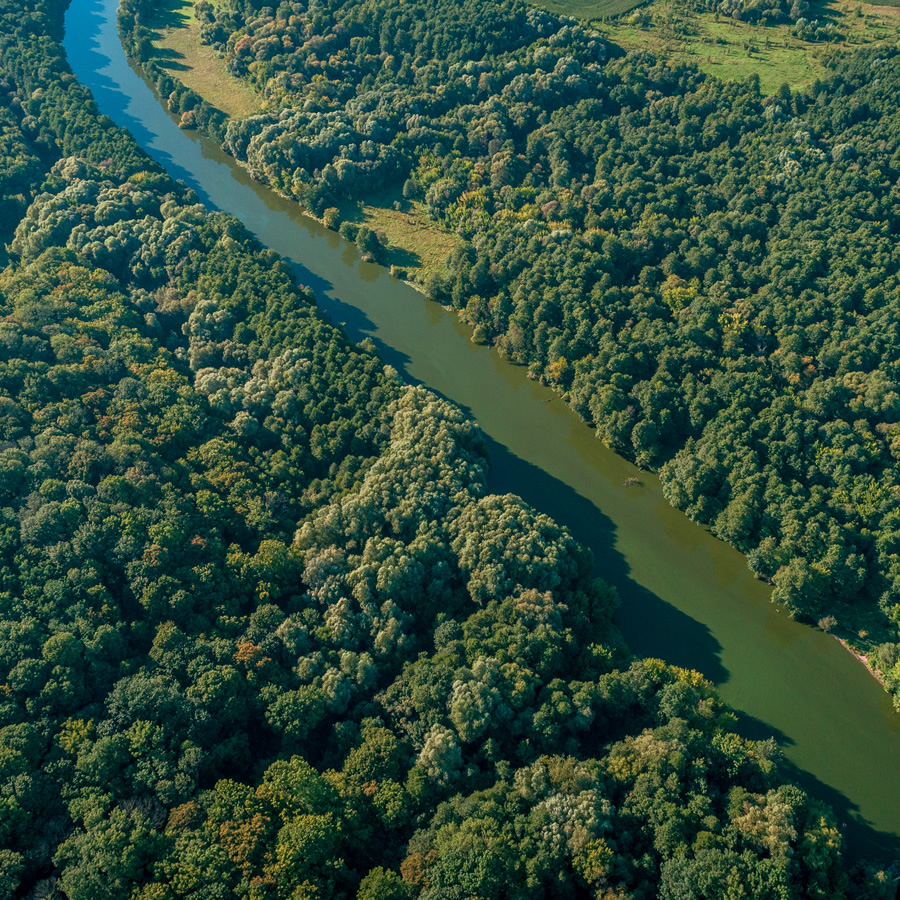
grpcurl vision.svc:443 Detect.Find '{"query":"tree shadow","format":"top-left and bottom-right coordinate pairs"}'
top-left (155, 52), bottom-right (191, 73)
top-left (730, 708), bottom-right (794, 745)
top-left (727, 708), bottom-right (900, 860)
top-left (141, 0), bottom-right (195, 71)
top-left (806, 0), bottom-right (841, 27)
top-left (473, 438), bottom-right (900, 863)
top-left (723, 708), bottom-right (900, 862)
top-left (779, 756), bottom-right (900, 862)
top-left (385, 244), bottom-right (422, 270)
top-left (311, 272), bottom-right (724, 687)
top-left (145, 0), bottom-right (191, 31)
top-left (337, 194), bottom-right (427, 273)
top-left (300, 272), bottom-right (417, 376)
top-left (481, 436), bottom-right (729, 685)
top-left (64, 1), bottom-right (175, 162)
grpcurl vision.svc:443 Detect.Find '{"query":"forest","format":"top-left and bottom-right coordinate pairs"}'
top-left (0, 0), bottom-right (892, 896)
top-left (116, 0), bottom-right (900, 700)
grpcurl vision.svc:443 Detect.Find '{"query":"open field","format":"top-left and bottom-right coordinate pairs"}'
top-left (146, 0), bottom-right (261, 118)
top-left (606, 10), bottom-right (825, 91)
top-left (536, 0), bottom-right (900, 93)
top-left (337, 190), bottom-right (461, 282)
top-left (535, 0), bottom-right (647, 19)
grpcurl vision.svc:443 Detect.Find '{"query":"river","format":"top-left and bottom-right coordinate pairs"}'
top-left (63, 0), bottom-right (900, 858)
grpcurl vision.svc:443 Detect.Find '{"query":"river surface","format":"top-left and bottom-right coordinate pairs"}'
top-left (63, 0), bottom-right (900, 857)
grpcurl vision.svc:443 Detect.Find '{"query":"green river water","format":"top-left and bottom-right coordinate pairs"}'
top-left (63, 0), bottom-right (900, 858)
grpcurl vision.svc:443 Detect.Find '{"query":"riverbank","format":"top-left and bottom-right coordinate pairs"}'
top-left (332, 190), bottom-right (461, 284)
top-left (835, 636), bottom-right (887, 689)
top-left (80, 0), bottom-right (900, 854)
top-left (147, 0), bottom-right (259, 117)
top-left (126, 0), bottom-right (900, 708)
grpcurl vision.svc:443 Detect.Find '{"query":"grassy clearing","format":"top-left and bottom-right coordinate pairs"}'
top-left (337, 190), bottom-right (461, 282)
top-left (544, 0), bottom-right (900, 94)
top-left (145, 0), bottom-right (261, 118)
top-left (536, 0), bottom-right (647, 19)
top-left (606, 12), bottom-right (824, 92)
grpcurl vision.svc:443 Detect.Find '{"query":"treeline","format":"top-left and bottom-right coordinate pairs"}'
top-left (0, 0), bottom-right (884, 896)
top-left (687, 0), bottom-right (841, 41)
top-left (118, 0), bottom-right (229, 138)
top-left (158, 0), bottom-right (900, 684)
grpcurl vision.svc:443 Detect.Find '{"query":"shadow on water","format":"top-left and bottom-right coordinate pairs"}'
top-left (780, 757), bottom-right (900, 862)
top-left (722, 707), bottom-right (900, 862)
top-left (308, 283), bottom-right (729, 686)
top-left (480, 437), bottom-right (900, 862)
top-left (731, 708), bottom-right (794, 745)
top-left (311, 283), bottom-right (417, 377)
top-left (65, 0), bottom-right (216, 205)
top-left (68, 0), bottom-right (418, 381)
top-left (481, 435), bottom-right (729, 685)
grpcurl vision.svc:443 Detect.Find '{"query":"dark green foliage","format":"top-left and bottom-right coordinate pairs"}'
top-left (0, 0), bottom-right (869, 896)
top-left (0, 102), bottom-right (43, 247)
top-left (181, 0), bottom-right (900, 659)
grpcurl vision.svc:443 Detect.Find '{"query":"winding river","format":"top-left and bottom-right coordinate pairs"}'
top-left (63, 0), bottom-right (900, 858)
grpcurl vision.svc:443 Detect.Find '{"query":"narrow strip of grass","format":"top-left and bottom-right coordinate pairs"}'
top-left (148, 0), bottom-right (261, 119)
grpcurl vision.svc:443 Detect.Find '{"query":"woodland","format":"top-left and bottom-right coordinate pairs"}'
top-left (1, 0), bottom-right (898, 894)
top-left (117, 0), bottom-right (900, 704)
top-left (2, 0), bottom-right (892, 896)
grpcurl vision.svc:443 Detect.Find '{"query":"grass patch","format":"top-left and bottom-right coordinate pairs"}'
top-left (611, 13), bottom-right (825, 92)
top-left (545, 0), bottom-right (900, 94)
top-left (337, 190), bottom-right (461, 282)
top-left (536, 0), bottom-right (648, 19)
top-left (145, 0), bottom-right (261, 119)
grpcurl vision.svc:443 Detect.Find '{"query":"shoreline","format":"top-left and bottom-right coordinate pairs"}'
top-left (834, 635), bottom-right (887, 689)
top-left (126, 13), bottom-right (900, 717)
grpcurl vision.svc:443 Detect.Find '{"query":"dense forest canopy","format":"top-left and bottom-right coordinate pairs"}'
top-left (123, 0), bottom-right (900, 700)
top-left (0, 0), bottom-right (888, 896)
